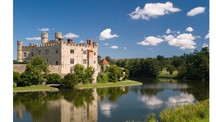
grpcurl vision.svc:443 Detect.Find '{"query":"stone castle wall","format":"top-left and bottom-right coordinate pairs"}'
top-left (13, 64), bottom-right (62, 75)
top-left (16, 32), bottom-right (99, 83)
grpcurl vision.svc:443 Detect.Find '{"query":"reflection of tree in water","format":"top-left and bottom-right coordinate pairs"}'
top-left (61, 89), bottom-right (94, 107)
top-left (97, 87), bottom-right (129, 103)
top-left (13, 92), bottom-right (56, 121)
top-left (140, 87), bottom-right (164, 96)
top-left (178, 81), bottom-right (209, 101)
top-left (13, 89), bottom-right (95, 121)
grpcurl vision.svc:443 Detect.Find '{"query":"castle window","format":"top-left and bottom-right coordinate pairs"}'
top-left (83, 59), bottom-right (87, 64)
top-left (56, 61), bottom-right (58, 65)
top-left (39, 50), bottom-right (41, 55)
top-left (83, 50), bottom-right (87, 55)
top-left (70, 49), bottom-right (74, 54)
top-left (56, 49), bottom-right (58, 54)
top-left (23, 52), bottom-right (27, 57)
top-left (70, 58), bottom-right (74, 64)
top-left (45, 49), bottom-right (49, 54)
top-left (31, 52), bottom-right (34, 56)
top-left (94, 52), bottom-right (96, 55)
top-left (94, 61), bottom-right (96, 64)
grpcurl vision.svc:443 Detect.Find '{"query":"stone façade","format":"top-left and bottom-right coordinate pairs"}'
top-left (16, 32), bottom-right (99, 83)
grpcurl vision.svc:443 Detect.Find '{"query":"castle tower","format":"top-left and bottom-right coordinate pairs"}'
top-left (17, 40), bottom-right (23, 62)
top-left (55, 32), bottom-right (62, 41)
top-left (41, 32), bottom-right (48, 45)
top-left (87, 39), bottom-right (93, 46)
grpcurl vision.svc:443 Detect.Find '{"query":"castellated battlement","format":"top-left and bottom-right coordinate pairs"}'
top-left (17, 32), bottom-right (99, 83)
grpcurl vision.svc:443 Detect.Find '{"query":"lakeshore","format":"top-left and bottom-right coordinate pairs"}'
top-left (13, 80), bottom-right (143, 92)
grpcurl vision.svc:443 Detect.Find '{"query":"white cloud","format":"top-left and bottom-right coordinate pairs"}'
top-left (186, 27), bottom-right (193, 32)
top-left (100, 102), bottom-right (117, 117)
top-left (187, 7), bottom-right (205, 16)
top-left (137, 36), bottom-right (163, 46)
top-left (166, 29), bottom-right (172, 34)
top-left (205, 32), bottom-right (209, 39)
top-left (177, 31), bottom-right (181, 34)
top-left (129, 2), bottom-right (180, 20)
top-left (165, 33), bottom-right (196, 50)
top-left (63, 32), bottom-right (79, 39)
top-left (203, 43), bottom-right (208, 48)
top-left (38, 28), bottom-right (49, 32)
top-left (26, 37), bottom-right (41, 41)
top-left (139, 96), bottom-right (163, 106)
top-left (166, 93), bottom-right (195, 108)
top-left (99, 28), bottom-right (119, 40)
top-left (123, 47), bottom-right (127, 50)
top-left (111, 45), bottom-right (119, 49)
top-left (104, 43), bottom-right (109, 46)
top-left (80, 40), bottom-right (84, 43)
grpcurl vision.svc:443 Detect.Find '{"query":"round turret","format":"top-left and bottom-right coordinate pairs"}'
top-left (55, 32), bottom-right (62, 41)
top-left (17, 40), bottom-right (23, 62)
top-left (41, 32), bottom-right (48, 45)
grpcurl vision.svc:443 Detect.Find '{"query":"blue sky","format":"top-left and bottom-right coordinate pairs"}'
top-left (13, 0), bottom-right (209, 59)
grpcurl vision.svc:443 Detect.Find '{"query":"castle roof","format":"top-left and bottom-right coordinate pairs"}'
top-left (102, 58), bottom-right (109, 65)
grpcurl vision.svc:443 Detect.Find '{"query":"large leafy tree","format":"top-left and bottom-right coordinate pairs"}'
top-left (83, 66), bottom-right (94, 84)
top-left (73, 64), bottom-right (85, 83)
top-left (20, 56), bottom-right (49, 86)
top-left (106, 65), bottom-right (123, 82)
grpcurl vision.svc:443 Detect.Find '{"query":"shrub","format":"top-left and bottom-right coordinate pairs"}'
top-left (97, 73), bottom-right (108, 83)
top-left (73, 64), bottom-right (85, 83)
top-left (106, 65), bottom-right (123, 82)
top-left (83, 66), bottom-right (94, 84)
top-left (13, 71), bottom-right (21, 84)
top-left (160, 99), bottom-right (209, 122)
top-left (145, 113), bottom-right (158, 122)
top-left (61, 73), bottom-right (78, 88)
top-left (46, 73), bottom-right (62, 84)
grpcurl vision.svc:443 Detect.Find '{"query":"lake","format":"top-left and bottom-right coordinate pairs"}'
top-left (13, 79), bottom-right (209, 122)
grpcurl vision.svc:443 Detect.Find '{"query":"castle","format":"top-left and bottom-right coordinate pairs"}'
top-left (17, 32), bottom-right (99, 83)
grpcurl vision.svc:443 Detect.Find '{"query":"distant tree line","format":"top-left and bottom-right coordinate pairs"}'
top-left (106, 47), bottom-right (209, 82)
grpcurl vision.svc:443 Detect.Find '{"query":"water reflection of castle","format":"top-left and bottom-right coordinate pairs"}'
top-left (14, 89), bottom-right (98, 122)
top-left (44, 99), bottom-right (97, 122)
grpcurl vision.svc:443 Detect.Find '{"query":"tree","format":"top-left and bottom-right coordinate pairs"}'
top-left (19, 56), bottom-right (49, 86)
top-left (61, 73), bottom-right (78, 88)
top-left (83, 66), bottom-right (94, 84)
top-left (97, 72), bottom-right (109, 83)
top-left (167, 65), bottom-right (175, 75)
top-left (98, 55), bottom-right (102, 62)
top-left (73, 64), bottom-right (85, 83)
top-left (13, 71), bottom-right (21, 84)
top-left (46, 73), bottom-right (62, 84)
top-left (106, 65), bottom-right (123, 82)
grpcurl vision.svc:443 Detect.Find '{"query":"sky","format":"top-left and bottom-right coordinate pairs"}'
top-left (13, 0), bottom-right (209, 59)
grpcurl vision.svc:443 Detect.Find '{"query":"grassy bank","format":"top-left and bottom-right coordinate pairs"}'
top-left (13, 85), bottom-right (59, 92)
top-left (75, 80), bottom-right (143, 89)
top-left (160, 99), bottom-right (209, 122)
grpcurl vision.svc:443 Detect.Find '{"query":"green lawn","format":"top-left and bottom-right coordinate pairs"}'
top-left (75, 80), bottom-right (143, 89)
top-left (13, 85), bottom-right (59, 92)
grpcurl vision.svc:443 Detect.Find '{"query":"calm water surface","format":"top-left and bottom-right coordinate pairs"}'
top-left (13, 80), bottom-right (208, 122)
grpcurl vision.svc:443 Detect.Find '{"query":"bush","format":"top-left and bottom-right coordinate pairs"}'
top-left (83, 66), bottom-right (94, 84)
top-left (160, 99), bottom-right (209, 122)
top-left (97, 73), bottom-right (108, 83)
top-left (13, 71), bottom-right (21, 84)
top-left (106, 65), bottom-right (123, 82)
top-left (46, 73), bottom-right (62, 84)
top-left (73, 64), bottom-right (85, 83)
top-left (145, 113), bottom-right (158, 122)
top-left (61, 73), bottom-right (78, 88)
